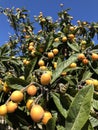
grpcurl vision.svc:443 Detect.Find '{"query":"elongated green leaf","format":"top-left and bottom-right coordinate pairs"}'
top-left (67, 42), bottom-right (80, 52)
top-left (93, 99), bottom-right (98, 110)
top-left (46, 117), bottom-right (57, 130)
top-left (51, 54), bottom-right (78, 84)
top-left (45, 33), bottom-right (54, 51)
top-left (89, 116), bottom-right (98, 128)
top-left (82, 70), bottom-right (93, 81)
top-left (51, 92), bottom-right (67, 118)
top-left (66, 85), bottom-right (94, 130)
top-left (25, 57), bottom-right (37, 80)
top-left (9, 84), bottom-right (23, 90)
top-left (6, 77), bottom-right (29, 87)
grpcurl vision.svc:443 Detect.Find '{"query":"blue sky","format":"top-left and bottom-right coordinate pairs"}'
top-left (0, 0), bottom-right (98, 46)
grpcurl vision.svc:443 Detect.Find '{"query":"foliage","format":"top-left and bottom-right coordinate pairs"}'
top-left (0, 4), bottom-right (98, 130)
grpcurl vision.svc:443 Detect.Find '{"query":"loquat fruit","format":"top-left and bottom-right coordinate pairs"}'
top-left (30, 104), bottom-right (44, 122)
top-left (0, 104), bottom-right (7, 116)
top-left (42, 111), bottom-right (52, 125)
top-left (7, 101), bottom-right (18, 113)
top-left (27, 85), bottom-right (37, 96)
top-left (40, 72), bottom-right (51, 85)
top-left (26, 99), bottom-right (34, 110)
top-left (10, 90), bottom-right (24, 103)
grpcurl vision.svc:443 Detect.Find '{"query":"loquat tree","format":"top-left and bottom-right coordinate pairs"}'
top-left (0, 4), bottom-right (98, 130)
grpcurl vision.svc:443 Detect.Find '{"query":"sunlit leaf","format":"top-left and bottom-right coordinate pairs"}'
top-left (51, 54), bottom-right (78, 84)
top-left (67, 42), bottom-right (80, 52)
top-left (89, 116), bottom-right (98, 128)
top-left (66, 85), bottom-right (94, 130)
top-left (82, 70), bottom-right (93, 81)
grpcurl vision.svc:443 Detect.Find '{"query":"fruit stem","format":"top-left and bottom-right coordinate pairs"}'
top-left (5, 96), bottom-right (11, 104)
top-left (33, 93), bottom-right (43, 105)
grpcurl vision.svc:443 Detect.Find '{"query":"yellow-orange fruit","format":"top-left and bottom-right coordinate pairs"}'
top-left (27, 85), bottom-right (37, 96)
top-left (7, 101), bottom-right (18, 113)
top-left (78, 53), bottom-right (85, 60)
top-left (25, 35), bottom-right (30, 39)
top-left (68, 34), bottom-right (75, 40)
top-left (25, 60), bottom-right (30, 65)
top-left (42, 111), bottom-right (52, 125)
top-left (85, 79), bottom-right (93, 85)
top-left (23, 59), bottom-right (27, 64)
top-left (40, 66), bottom-right (47, 70)
top-left (53, 62), bottom-right (57, 69)
top-left (69, 26), bottom-right (75, 31)
top-left (40, 18), bottom-right (46, 23)
top-left (28, 45), bottom-right (34, 51)
top-left (38, 60), bottom-right (45, 66)
top-left (69, 62), bottom-right (77, 68)
top-left (29, 42), bottom-right (34, 46)
top-left (47, 52), bottom-right (54, 59)
top-left (30, 105), bottom-right (44, 122)
top-left (52, 48), bottom-right (59, 55)
top-left (62, 36), bottom-right (67, 42)
top-left (82, 58), bottom-right (89, 65)
top-left (54, 38), bottom-right (59, 42)
top-left (10, 90), bottom-right (24, 103)
top-left (23, 59), bottom-right (30, 65)
top-left (81, 40), bottom-right (86, 45)
top-left (3, 82), bottom-right (10, 93)
top-left (26, 99), bottom-right (33, 110)
top-left (40, 73), bottom-right (51, 85)
top-left (61, 71), bottom-right (67, 76)
top-left (31, 50), bottom-right (36, 56)
top-left (0, 104), bottom-right (7, 116)
top-left (91, 53), bottom-right (98, 60)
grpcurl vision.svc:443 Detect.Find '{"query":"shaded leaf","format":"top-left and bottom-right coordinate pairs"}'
top-left (46, 117), bottom-right (57, 130)
top-left (81, 120), bottom-right (94, 130)
top-left (51, 92), bottom-right (67, 118)
top-left (93, 99), bottom-right (98, 110)
top-left (6, 77), bottom-right (29, 87)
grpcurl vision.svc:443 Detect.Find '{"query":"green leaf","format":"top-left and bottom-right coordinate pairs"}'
top-left (89, 116), bottom-right (98, 128)
top-left (67, 42), bottom-right (80, 52)
top-left (56, 125), bottom-right (65, 130)
top-left (9, 84), bottom-right (23, 90)
top-left (51, 92), bottom-right (67, 118)
top-left (46, 117), bottom-right (57, 130)
top-left (45, 33), bottom-right (54, 51)
top-left (66, 85), bottom-right (94, 130)
top-left (51, 54), bottom-right (78, 84)
top-left (89, 62), bottom-right (98, 75)
top-left (93, 99), bottom-right (98, 110)
top-left (25, 57), bottom-right (37, 80)
top-left (82, 70), bottom-right (93, 81)
top-left (81, 120), bottom-right (94, 130)
top-left (6, 77), bottom-right (29, 87)
top-left (52, 41), bottom-right (62, 48)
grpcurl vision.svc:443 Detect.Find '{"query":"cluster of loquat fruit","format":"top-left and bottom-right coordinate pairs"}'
top-left (0, 71), bottom-right (52, 125)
